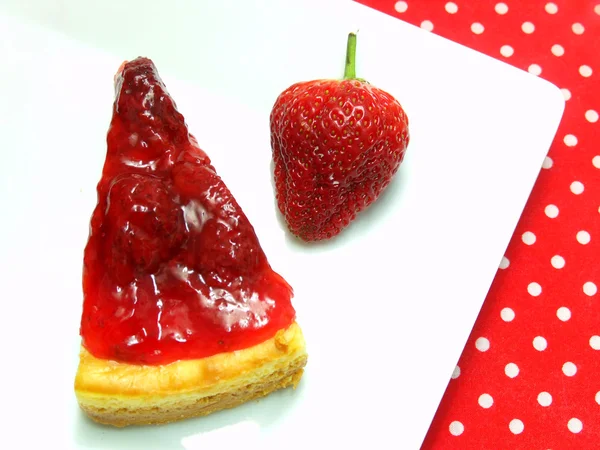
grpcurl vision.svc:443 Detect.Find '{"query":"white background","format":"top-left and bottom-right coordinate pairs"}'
top-left (0, 1), bottom-right (564, 449)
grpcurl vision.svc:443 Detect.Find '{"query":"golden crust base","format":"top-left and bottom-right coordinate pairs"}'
top-left (74, 322), bottom-right (307, 427)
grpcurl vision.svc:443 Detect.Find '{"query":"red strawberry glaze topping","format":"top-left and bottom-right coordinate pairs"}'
top-left (80, 58), bottom-right (295, 365)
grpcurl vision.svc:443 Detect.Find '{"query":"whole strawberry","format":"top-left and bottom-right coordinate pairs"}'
top-left (270, 33), bottom-right (409, 241)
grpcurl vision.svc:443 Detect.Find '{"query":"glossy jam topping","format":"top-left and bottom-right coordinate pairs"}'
top-left (80, 58), bottom-right (295, 365)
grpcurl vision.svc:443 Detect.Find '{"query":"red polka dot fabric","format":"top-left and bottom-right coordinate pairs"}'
top-left (355, 1), bottom-right (600, 448)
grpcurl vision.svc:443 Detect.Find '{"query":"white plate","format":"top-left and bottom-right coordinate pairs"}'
top-left (0, 1), bottom-right (564, 449)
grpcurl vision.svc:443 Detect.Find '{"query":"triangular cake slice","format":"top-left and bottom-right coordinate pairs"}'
top-left (74, 58), bottom-right (307, 427)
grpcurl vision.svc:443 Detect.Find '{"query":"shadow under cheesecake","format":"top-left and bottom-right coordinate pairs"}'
top-left (73, 378), bottom-right (307, 449)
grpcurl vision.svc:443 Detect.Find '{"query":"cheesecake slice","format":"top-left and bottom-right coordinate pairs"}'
top-left (74, 58), bottom-right (307, 427)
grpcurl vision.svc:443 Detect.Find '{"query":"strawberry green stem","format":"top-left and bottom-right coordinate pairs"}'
top-left (343, 32), bottom-right (358, 80)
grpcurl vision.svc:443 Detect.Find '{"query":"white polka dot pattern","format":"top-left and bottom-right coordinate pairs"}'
top-left (475, 337), bottom-right (490, 352)
top-left (505, 363), bottom-right (519, 378)
top-left (421, 20), bottom-right (434, 31)
top-left (522, 231), bottom-right (536, 245)
top-left (449, 421), bottom-right (464, 436)
top-left (471, 22), bottom-right (485, 34)
top-left (495, 3), bottom-right (508, 14)
top-left (545, 3), bottom-right (558, 14)
top-left (583, 282), bottom-right (597, 296)
top-left (562, 362), bottom-right (577, 377)
top-left (556, 306), bottom-right (571, 321)
top-left (509, 419), bottom-right (524, 434)
top-left (394, 1), bottom-right (408, 13)
top-left (551, 44), bottom-right (564, 56)
top-left (571, 23), bottom-right (585, 35)
top-left (570, 181), bottom-right (584, 194)
top-left (445, 2), bottom-right (458, 14)
top-left (478, 393), bottom-right (494, 408)
top-left (527, 282), bottom-right (542, 297)
top-left (522, 22), bottom-right (535, 34)
top-left (576, 230), bottom-right (590, 245)
top-left (551, 255), bottom-right (565, 269)
top-left (544, 204), bottom-right (559, 218)
top-left (537, 392), bottom-right (552, 406)
top-left (564, 134), bottom-right (578, 146)
top-left (528, 64), bottom-right (542, 75)
top-left (451, 365), bottom-right (461, 379)
top-left (585, 110), bottom-right (598, 122)
top-left (533, 336), bottom-right (548, 351)
top-left (500, 45), bottom-right (514, 57)
top-left (501, 307), bottom-right (515, 321)
top-left (579, 65), bottom-right (592, 77)
top-left (568, 418), bottom-right (583, 434)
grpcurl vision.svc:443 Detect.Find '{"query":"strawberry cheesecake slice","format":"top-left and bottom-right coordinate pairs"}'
top-left (74, 58), bottom-right (307, 427)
